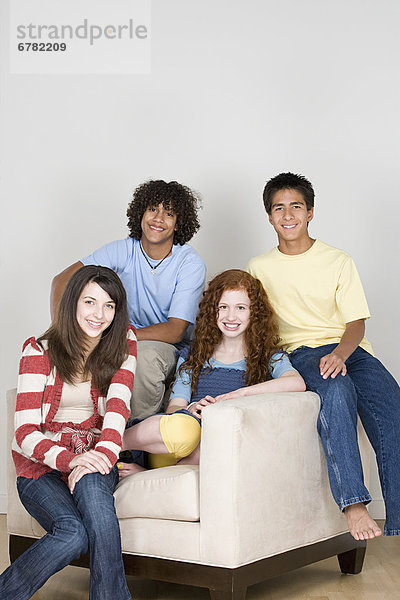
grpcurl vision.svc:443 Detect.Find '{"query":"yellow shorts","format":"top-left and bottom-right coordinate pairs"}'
top-left (148, 413), bottom-right (201, 469)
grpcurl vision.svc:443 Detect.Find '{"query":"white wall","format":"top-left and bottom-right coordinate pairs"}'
top-left (1, 0), bottom-right (399, 516)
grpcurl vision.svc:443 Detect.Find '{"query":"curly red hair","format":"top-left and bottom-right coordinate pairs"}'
top-left (181, 269), bottom-right (281, 394)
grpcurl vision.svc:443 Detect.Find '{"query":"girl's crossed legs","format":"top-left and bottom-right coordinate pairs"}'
top-left (118, 412), bottom-right (201, 477)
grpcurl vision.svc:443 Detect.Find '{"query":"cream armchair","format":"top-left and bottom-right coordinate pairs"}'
top-left (7, 389), bottom-right (369, 600)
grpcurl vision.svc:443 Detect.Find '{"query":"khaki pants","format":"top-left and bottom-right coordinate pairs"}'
top-left (130, 340), bottom-right (178, 419)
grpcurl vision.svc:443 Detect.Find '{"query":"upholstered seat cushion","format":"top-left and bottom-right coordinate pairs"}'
top-left (114, 464), bottom-right (200, 521)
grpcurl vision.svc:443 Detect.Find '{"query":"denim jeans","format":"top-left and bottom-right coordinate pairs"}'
top-left (0, 467), bottom-right (131, 600)
top-left (289, 344), bottom-right (400, 536)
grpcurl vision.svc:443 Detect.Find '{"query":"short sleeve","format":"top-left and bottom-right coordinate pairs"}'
top-left (269, 352), bottom-right (298, 379)
top-left (336, 256), bottom-right (370, 323)
top-left (168, 259), bottom-right (206, 324)
top-left (169, 356), bottom-right (193, 404)
top-left (81, 239), bottom-right (130, 275)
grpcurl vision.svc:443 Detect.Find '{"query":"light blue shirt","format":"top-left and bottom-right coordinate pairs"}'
top-left (170, 352), bottom-right (297, 403)
top-left (82, 238), bottom-right (206, 344)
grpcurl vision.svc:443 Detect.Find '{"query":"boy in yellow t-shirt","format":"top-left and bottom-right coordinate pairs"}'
top-left (247, 172), bottom-right (400, 541)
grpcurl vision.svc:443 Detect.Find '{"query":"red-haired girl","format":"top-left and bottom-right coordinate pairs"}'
top-left (118, 269), bottom-right (305, 475)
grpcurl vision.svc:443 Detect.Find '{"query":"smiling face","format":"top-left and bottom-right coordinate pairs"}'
top-left (76, 281), bottom-right (116, 345)
top-left (140, 203), bottom-right (177, 257)
top-left (268, 188), bottom-right (314, 253)
top-left (217, 288), bottom-right (251, 340)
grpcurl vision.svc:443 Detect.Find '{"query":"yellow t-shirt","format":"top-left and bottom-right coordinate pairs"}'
top-left (247, 240), bottom-right (373, 354)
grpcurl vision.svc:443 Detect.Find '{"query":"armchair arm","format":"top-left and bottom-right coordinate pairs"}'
top-left (7, 388), bottom-right (45, 537)
top-left (198, 392), bottom-right (348, 567)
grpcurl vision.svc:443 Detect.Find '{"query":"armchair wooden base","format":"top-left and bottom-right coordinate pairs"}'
top-left (9, 532), bottom-right (366, 600)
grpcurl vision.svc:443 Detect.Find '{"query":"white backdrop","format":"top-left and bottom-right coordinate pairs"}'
top-left (1, 0), bottom-right (399, 516)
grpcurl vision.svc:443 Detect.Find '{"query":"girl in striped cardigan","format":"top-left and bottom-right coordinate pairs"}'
top-left (0, 265), bottom-right (136, 600)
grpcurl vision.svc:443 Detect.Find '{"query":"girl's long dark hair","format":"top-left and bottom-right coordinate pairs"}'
top-left (38, 266), bottom-right (129, 395)
top-left (181, 269), bottom-right (281, 394)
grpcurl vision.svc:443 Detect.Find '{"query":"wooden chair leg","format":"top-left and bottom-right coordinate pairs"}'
top-left (337, 543), bottom-right (366, 574)
top-left (209, 586), bottom-right (247, 600)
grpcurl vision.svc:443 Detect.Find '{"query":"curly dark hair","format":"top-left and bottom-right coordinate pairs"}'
top-left (180, 269), bottom-right (282, 394)
top-left (263, 172), bottom-right (315, 214)
top-left (127, 180), bottom-right (201, 245)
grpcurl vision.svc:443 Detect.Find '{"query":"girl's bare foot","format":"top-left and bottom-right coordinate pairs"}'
top-left (344, 503), bottom-right (382, 540)
top-left (117, 462), bottom-right (146, 479)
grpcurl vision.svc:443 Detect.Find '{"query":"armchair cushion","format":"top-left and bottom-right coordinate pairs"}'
top-left (115, 464), bottom-right (200, 521)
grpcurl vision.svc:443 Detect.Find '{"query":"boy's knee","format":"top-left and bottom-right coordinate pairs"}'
top-left (290, 353), bottom-right (321, 375)
top-left (131, 341), bottom-right (177, 418)
top-left (137, 341), bottom-right (177, 379)
top-left (160, 414), bottom-right (201, 460)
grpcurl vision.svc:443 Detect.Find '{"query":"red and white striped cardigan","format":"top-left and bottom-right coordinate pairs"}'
top-left (12, 326), bottom-right (137, 480)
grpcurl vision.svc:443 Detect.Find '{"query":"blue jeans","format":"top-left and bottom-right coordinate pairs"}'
top-left (0, 467), bottom-right (131, 600)
top-left (289, 344), bottom-right (400, 536)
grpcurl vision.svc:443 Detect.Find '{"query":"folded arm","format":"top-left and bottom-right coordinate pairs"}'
top-left (166, 396), bottom-right (188, 413)
top-left (140, 257), bottom-right (205, 344)
top-left (136, 317), bottom-right (189, 344)
top-left (214, 370), bottom-right (306, 402)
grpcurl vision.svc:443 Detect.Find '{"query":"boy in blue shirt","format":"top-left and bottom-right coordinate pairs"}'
top-left (51, 180), bottom-right (206, 418)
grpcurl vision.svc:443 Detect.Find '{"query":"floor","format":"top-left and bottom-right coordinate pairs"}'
top-left (1, 517), bottom-right (399, 599)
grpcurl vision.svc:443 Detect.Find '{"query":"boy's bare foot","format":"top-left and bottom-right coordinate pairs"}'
top-left (117, 462), bottom-right (146, 479)
top-left (344, 503), bottom-right (382, 540)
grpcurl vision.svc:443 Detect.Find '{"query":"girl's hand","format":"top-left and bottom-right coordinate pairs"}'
top-left (68, 465), bottom-right (92, 493)
top-left (214, 389), bottom-right (245, 402)
top-left (187, 396), bottom-right (216, 419)
top-left (69, 450), bottom-right (112, 475)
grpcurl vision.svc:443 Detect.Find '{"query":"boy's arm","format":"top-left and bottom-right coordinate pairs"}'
top-left (50, 261), bottom-right (83, 320)
top-left (319, 318), bottom-right (365, 379)
top-left (156, 256), bottom-right (205, 345)
top-left (52, 263), bottom-right (190, 343)
top-left (136, 318), bottom-right (189, 344)
top-left (50, 240), bottom-right (125, 321)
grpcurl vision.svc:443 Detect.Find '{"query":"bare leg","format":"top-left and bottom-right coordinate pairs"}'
top-left (344, 503), bottom-right (382, 540)
top-left (122, 415), bottom-right (168, 454)
top-left (121, 414), bottom-right (201, 475)
top-left (178, 444), bottom-right (200, 465)
top-left (119, 416), bottom-right (171, 480)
